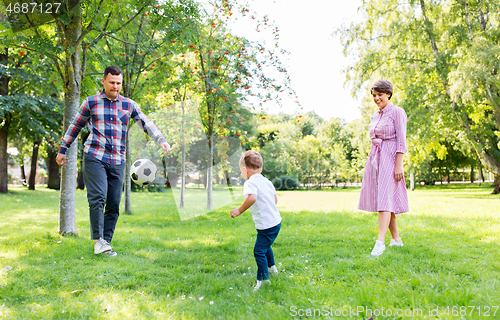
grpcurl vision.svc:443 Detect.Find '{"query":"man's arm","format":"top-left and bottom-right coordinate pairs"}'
top-left (160, 142), bottom-right (171, 154)
top-left (131, 101), bottom-right (170, 153)
top-left (57, 99), bottom-right (91, 166)
top-left (230, 194), bottom-right (257, 218)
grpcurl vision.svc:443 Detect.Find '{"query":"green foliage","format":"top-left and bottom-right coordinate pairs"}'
top-left (272, 175), bottom-right (300, 191)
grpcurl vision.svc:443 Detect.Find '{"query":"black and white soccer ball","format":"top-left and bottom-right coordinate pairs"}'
top-left (130, 159), bottom-right (157, 185)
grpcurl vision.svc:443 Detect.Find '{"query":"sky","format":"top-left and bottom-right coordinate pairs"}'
top-left (228, 0), bottom-right (364, 123)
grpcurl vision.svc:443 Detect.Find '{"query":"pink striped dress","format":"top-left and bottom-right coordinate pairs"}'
top-left (358, 103), bottom-right (409, 214)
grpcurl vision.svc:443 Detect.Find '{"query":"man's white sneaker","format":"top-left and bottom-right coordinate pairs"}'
top-left (389, 239), bottom-right (404, 247)
top-left (94, 238), bottom-right (112, 254)
top-left (269, 265), bottom-right (278, 275)
top-left (370, 240), bottom-right (386, 257)
top-left (253, 280), bottom-right (271, 291)
top-left (104, 250), bottom-right (117, 257)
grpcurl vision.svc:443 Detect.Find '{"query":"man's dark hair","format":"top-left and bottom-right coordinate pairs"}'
top-left (370, 80), bottom-right (393, 100)
top-left (104, 66), bottom-right (123, 79)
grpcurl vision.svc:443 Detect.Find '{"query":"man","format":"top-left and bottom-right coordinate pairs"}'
top-left (56, 66), bottom-right (170, 256)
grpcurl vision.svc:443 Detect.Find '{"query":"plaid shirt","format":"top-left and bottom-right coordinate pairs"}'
top-left (59, 91), bottom-right (166, 165)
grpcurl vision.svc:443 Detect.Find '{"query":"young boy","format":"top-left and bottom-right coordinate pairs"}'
top-left (230, 150), bottom-right (282, 291)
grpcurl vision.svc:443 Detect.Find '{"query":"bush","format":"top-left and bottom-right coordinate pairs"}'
top-left (272, 175), bottom-right (300, 190)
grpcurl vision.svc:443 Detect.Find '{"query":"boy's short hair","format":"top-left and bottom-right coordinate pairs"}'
top-left (240, 150), bottom-right (263, 170)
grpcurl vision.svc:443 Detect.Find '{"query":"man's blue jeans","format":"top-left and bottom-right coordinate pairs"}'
top-left (83, 153), bottom-right (125, 243)
top-left (254, 222), bottom-right (281, 280)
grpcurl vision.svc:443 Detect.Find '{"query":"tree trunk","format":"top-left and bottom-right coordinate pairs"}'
top-left (28, 140), bottom-right (40, 190)
top-left (0, 117), bottom-right (9, 194)
top-left (76, 131), bottom-right (89, 190)
top-left (470, 162), bottom-right (474, 183)
top-left (199, 48), bottom-right (214, 210)
top-left (180, 101), bottom-right (186, 208)
top-left (77, 139), bottom-right (84, 190)
top-left (0, 49), bottom-right (10, 194)
top-left (410, 169), bottom-right (415, 191)
top-left (492, 176), bottom-right (499, 194)
top-left (492, 182), bottom-right (500, 194)
top-left (58, 0), bottom-right (83, 235)
top-left (225, 169), bottom-right (234, 201)
top-left (46, 148), bottom-right (60, 190)
top-left (77, 168), bottom-right (85, 189)
top-left (207, 134), bottom-right (213, 210)
top-left (478, 158), bottom-right (484, 186)
top-left (20, 164), bottom-right (26, 185)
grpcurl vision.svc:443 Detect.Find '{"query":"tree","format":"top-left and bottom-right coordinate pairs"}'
top-left (0, 47), bottom-right (62, 192)
top-left (187, 0), bottom-right (297, 208)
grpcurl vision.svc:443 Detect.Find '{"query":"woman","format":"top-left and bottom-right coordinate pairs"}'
top-left (358, 80), bottom-right (409, 257)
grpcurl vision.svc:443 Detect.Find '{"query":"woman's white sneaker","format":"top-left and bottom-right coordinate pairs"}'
top-left (370, 240), bottom-right (386, 257)
top-left (389, 239), bottom-right (404, 247)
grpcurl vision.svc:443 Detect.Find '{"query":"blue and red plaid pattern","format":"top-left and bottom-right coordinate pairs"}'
top-left (59, 91), bottom-right (167, 165)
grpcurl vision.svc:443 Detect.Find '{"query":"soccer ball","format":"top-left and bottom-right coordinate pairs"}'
top-left (130, 159), bottom-right (157, 185)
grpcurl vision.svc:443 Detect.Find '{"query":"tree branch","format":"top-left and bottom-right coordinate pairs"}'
top-left (76, 0), bottom-right (106, 46)
top-left (92, 29), bottom-right (140, 45)
top-left (91, 9), bottom-right (113, 45)
top-left (110, 5), bottom-right (148, 34)
top-left (48, 56), bottom-right (65, 84)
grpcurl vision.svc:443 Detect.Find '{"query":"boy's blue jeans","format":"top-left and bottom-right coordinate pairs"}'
top-left (254, 222), bottom-right (281, 280)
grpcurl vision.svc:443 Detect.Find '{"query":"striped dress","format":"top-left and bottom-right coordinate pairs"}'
top-left (358, 103), bottom-right (409, 214)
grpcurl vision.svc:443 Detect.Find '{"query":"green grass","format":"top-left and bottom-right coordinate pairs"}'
top-left (0, 184), bottom-right (499, 319)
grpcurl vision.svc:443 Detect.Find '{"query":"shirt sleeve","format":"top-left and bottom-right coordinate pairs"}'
top-left (58, 98), bottom-right (91, 155)
top-left (243, 179), bottom-right (258, 199)
top-left (269, 180), bottom-right (277, 195)
top-left (131, 101), bottom-right (167, 144)
top-left (394, 107), bottom-right (408, 154)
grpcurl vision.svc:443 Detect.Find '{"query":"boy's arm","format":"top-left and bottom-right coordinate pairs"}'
top-left (275, 195), bottom-right (278, 205)
top-left (230, 194), bottom-right (257, 218)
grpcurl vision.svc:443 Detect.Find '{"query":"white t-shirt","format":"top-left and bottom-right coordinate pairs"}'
top-left (243, 173), bottom-right (282, 230)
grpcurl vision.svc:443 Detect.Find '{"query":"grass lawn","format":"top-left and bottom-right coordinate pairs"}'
top-left (0, 183), bottom-right (499, 319)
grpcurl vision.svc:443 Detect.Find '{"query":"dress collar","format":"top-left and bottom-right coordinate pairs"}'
top-left (378, 102), bottom-right (394, 114)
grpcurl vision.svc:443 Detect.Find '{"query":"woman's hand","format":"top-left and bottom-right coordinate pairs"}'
top-left (395, 152), bottom-right (404, 182)
top-left (395, 165), bottom-right (404, 182)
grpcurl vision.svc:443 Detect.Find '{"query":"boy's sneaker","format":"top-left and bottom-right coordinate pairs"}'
top-left (370, 240), bottom-right (385, 257)
top-left (389, 239), bottom-right (404, 247)
top-left (253, 280), bottom-right (271, 291)
top-left (94, 238), bottom-right (112, 254)
top-left (269, 265), bottom-right (278, 275)
top-left (104, 250), bottom-right (117, 257)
